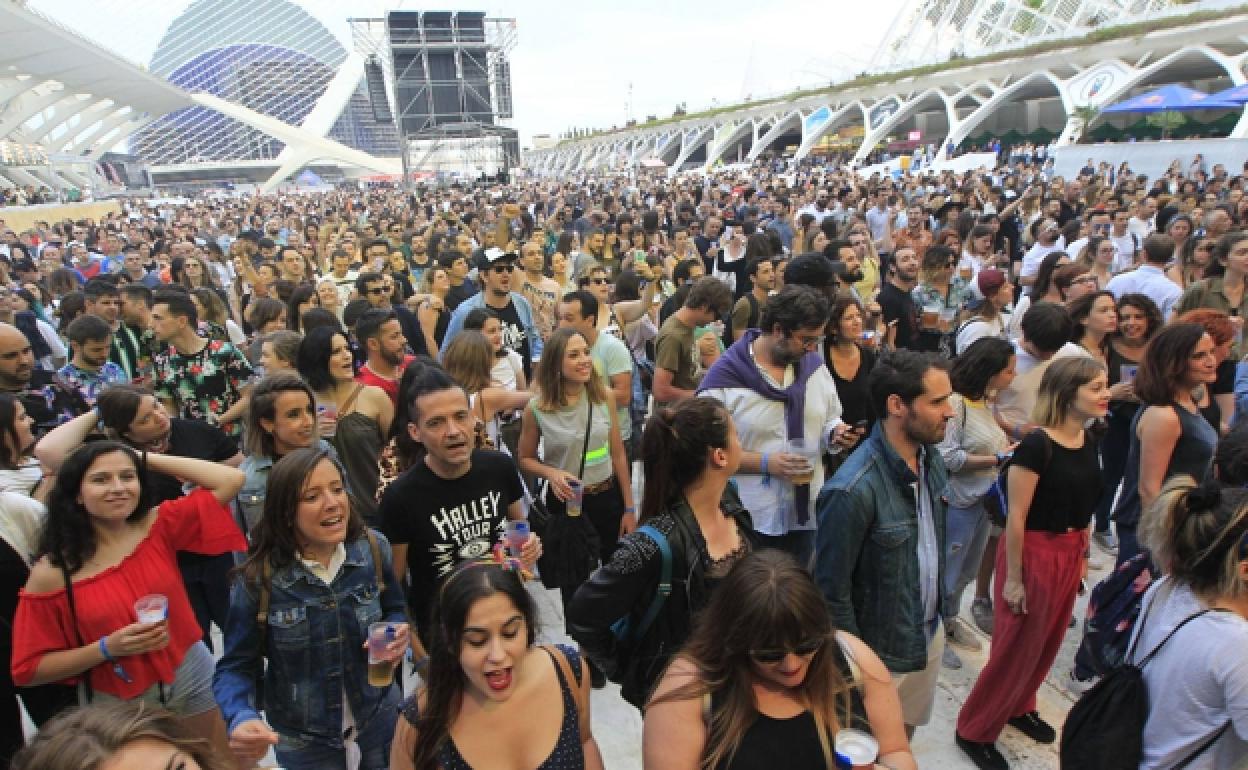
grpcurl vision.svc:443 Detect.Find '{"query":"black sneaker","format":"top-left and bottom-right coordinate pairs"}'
top-left (1007, 711), bottom-right (1056, 744)
top-left (956, 734), bottom-right (1010, 770)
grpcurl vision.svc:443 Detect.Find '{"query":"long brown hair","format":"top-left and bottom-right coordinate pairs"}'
top-left (532, 327), bottom-right (606, 411)
top-left (239, 446), bottom-right (364, 584)
top-left (442, 330), bottom-right (494, 395)
top-left (650, 550), bottom-right (859, 770)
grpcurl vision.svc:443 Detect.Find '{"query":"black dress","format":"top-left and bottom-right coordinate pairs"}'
top-left (827, 343), bottom-right (876, 432)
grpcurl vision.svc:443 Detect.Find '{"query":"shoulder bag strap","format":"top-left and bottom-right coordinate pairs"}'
top-left (340, 382), bottom-right (365, 417)
top-left (577, 394), bottom-right (592, 481)
top-left (367, 530), bottom-right (385, 594)
top-left (256, 559), bottom-right (273, 654)
top-left (60, 562), bottom-right (91, 703)
top-left (630, 525), bottom-right (673, 642)
top-left (1135, 607), bottom-right (1214, 669)
top-left (542, 645), bottom-right (590, 744)
top-left (1173, 720), bottom-right (1232, 770)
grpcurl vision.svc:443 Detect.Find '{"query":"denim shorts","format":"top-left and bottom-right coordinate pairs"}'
top-left (80, 641), bottom-right (218, 716)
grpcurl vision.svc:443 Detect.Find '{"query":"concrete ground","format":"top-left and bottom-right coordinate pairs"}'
top-left (527, 544), bottom-right (1116, 770)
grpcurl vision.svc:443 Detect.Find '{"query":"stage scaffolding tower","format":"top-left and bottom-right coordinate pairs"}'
top-left (348, 12), bottom-right (518, 185)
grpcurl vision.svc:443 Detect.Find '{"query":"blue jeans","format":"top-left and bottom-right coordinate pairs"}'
top-left (275, 704), bottom-right (397, 770)
top-left (756, 529), bottom-right (816, 570)
top-left (942, 500), bottom-right (991, 620)
top-left (1094, 405), bottom-right (1136, 533)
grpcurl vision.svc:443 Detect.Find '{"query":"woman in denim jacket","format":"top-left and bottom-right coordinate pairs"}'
top-left (236, 372), bottom-right (341, 536)
top-left (214, 446), bottom-right (409, 770)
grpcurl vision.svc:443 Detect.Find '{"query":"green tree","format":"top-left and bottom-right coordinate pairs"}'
top-left (1071, 104), bottom-right (1101, 141)
top-left (1145, 110), bottom-right (1185, 138)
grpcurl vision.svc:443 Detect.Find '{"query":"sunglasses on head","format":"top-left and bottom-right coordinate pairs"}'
top-left (750, 637), bottom-right (824, 663)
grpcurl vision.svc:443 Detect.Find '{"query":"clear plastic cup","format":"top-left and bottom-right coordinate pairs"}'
top-left (134, 594), bottom-right (168, 624)
top-left (367, 622), bottom-right (402, 687)
top-left (786, 437), bottom-right (819, 485)
top-left (505, 520), bottom-right (530, 557)
top-left (834, 728), bottom-right (879, 768)
top-left (565, 479), bottom-right (583, 517)
top-left (921, 303), bottom-right (940, 330)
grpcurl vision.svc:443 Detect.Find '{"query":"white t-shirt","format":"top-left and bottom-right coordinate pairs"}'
top-left (0, 490), bottom-right (46, 566)
top-left (1020, 240), bottom-right (1065, 280)
top-left (1132, 579), bottom-right (1248, 769)
top-left (700, 353), bottom-right (843, 534)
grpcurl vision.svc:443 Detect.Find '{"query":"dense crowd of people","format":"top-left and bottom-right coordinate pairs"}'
top-left (0, 149), bottom-right (1246, 770)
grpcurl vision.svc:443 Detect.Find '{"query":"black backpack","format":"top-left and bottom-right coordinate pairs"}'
top-left (1060, 584), bottom-right (1229, 770)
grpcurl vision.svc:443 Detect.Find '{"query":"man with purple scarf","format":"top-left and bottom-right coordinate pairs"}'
top-left (699, 285), bottom-right (856, 565)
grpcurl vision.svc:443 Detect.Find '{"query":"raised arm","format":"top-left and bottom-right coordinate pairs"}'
top-left (145, 453), bottom-right (245, 505)
top-left (34, 410), bottom-right (100, 473)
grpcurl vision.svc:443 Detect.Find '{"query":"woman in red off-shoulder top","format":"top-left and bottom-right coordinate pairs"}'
top-left (10, 440), bottom-right (244, 760)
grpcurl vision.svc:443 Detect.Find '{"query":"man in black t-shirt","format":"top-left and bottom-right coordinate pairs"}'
top-left (378, 373), bottom-right (539, 634)
top-left (877, 246), bottom-right (922, 350)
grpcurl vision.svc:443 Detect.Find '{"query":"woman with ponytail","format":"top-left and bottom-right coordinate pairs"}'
top-left (566, 397), bottom-right (754, 709)
top-left (1130, 475), bottom-right (1248, 769)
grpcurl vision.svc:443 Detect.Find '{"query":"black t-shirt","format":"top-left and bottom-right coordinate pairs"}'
top-left (149, 419), bottom-right (240, 504)
top-left (379, 449), bottom-right (524, 622)
top-left (445, 280), bottom-right (478, 312)
top-left (493, 299), bottom-right (532, 381)
top-left (1009, 428), bottom-right (1102, 532)
top-left (877, 282), bottom-right (920, 351)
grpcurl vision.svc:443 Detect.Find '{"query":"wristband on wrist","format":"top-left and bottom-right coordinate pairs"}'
top-left (99, 636), bottom-right (132, 683)
top-left (624, 506), bottom-right (635, 514)
top-left (98, 636), bottom-right (115, 662)
top-left (760, 452), bottom-right (771, 487)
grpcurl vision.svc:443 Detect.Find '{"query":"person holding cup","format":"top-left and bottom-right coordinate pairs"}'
top-left (518, 328), bottom-right (634, 598)
top-left (911, 245), bottom-right (967, 356)
top-left (700, 285), bottom-right (856, 566)
top-left (10, 441), bottom-right (245, 761)
top-left (644, 550), bottom-right (916, 770)
top-left (215, 446), bottom-right (409, 769)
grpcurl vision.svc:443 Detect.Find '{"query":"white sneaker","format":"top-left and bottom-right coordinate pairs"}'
top-left (946, 616), bottom-right (983, 651)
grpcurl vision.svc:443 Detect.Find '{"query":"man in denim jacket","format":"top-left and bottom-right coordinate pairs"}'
top-left (815, 350), bottom-right (952, 735)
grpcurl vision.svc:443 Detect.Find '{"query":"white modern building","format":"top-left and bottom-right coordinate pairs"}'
top-left (526, 0), bottom-right (1248, 176)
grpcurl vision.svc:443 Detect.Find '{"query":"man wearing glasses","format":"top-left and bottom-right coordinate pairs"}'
top-left (699, 285), bottom-right (853, 565)
top-left (357, 272), bottom-right (430, 357)
top-left (441, 248), bottom-right (543, 381)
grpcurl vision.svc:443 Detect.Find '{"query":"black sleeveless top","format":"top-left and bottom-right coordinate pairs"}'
top-left (715, 636), bottom-right (870, 770)
top-left (400, 645), bottom-right (584, 770)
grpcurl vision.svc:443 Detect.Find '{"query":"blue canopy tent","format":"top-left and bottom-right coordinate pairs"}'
top-left (1101, 84), bottom-right (1239, 113)
top-left (1207, 83), bottom-right (1248, 105)
top-left (1101, 84), bottom-right (1239, 137)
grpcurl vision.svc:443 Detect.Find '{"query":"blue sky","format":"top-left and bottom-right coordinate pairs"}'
top-left (30, 0), bottom-right (905, 148)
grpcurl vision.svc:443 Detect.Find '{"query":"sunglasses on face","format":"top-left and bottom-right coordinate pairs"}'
top-left (490, 263), bottom-right (516, 273)
top-left (750, 637), bottom-right (824, 664)
top-left (366, 287), bottom-right (389, 295)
